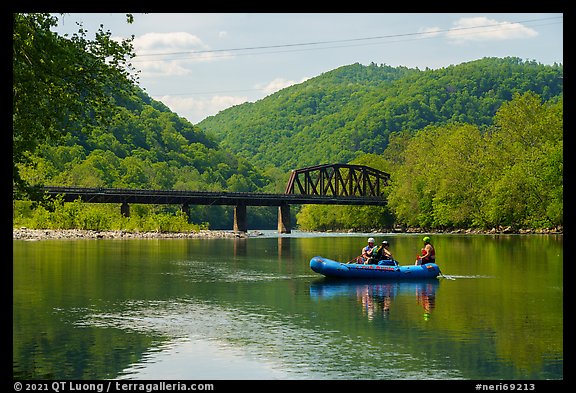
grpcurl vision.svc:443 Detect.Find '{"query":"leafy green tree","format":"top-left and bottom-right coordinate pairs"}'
top-left (386, 126), bottom-right (439, 228)
top-left (427, 124), bottom-right (484, 228)
top-left (386, 93), bottom-right (562, 231)
top-left (13, 13), bottom-right (137, 197)
top-left (14, 42), bottom-right (563, 232)
top-left (479, 92), bottom-right (563, 228)
top-left (117, 156), bottom-right (149, 188)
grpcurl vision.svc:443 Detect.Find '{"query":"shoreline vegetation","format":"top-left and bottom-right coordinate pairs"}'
top-left (12, 225), bottom-right (563, 241)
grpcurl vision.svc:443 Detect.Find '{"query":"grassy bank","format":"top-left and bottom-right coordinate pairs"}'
top-left (13, 198), bottom-right (208, 233)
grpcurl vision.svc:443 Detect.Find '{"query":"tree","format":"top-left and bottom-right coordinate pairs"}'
top-left (479, 93), bottom-right (563, 228)
top-left (13, 13), bottom-right (138, 197)
top-left (385, 93), bottom-right (563, 230)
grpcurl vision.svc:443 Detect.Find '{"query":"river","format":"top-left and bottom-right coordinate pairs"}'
top-left (13, 232), bottom-right (563, 382)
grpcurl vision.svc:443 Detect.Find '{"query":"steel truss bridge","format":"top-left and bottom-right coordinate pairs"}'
top-left (39, 164), bottom-right (390, 233)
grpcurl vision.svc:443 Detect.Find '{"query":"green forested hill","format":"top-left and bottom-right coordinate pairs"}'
top-left (295, 91), bottom-right (563, 231)
top-left (197, 57), bottom-right (563, 171)
top-left (20, 87), bottom-right (270, 193)
top-left (16, 87), bottom-right (279, 229)
top-left (16, 56), bottom-right (563, 232)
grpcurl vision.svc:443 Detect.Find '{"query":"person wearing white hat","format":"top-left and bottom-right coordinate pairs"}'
top-left (361, 237), bottom-right (378, 264)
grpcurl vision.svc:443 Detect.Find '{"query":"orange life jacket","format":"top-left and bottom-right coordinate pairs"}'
top-left (422, 245), bottom-right (435, 260)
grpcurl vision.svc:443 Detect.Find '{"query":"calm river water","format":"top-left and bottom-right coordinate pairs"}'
top-left (13, 232), bottom-right (563, 382)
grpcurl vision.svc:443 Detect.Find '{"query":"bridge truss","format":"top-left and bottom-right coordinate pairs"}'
top-left (285, 164), bottom-right (390, 198)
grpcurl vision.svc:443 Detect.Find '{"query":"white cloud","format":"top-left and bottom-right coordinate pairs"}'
top-left (152, 76), bottom-right (312, 123)
top-left (134, 32), bottom-right (206, 53)
top-left (446, 17), bottom-right (538, 43)
top-left (155, 94), bottom-right (249, 124)
top-left (132, 32), bottom-right (231, 77)
top-left (257, 77), bottom-right (310, 95)
top-left (137, 60), bottom-right (192, 77)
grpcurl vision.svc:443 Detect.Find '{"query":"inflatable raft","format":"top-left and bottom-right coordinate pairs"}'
top-left (310, 256), bottom-right (441, 279)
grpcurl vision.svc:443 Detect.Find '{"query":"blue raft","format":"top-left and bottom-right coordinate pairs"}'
top-left (310, 256), bottom-right (441, 279)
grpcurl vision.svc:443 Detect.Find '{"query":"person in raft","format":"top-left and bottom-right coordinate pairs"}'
top-left (416, 236), bottom-right (436, 265)
top-left (361, 237), bottom-right (379, 264)
top-left (376, 240), bottom-right (393, 260)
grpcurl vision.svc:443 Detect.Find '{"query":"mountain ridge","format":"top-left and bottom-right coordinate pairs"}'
top-left (197, 56), bottom-right (563, 171)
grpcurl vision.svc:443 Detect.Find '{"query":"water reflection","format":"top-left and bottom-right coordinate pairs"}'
top-left (415, 282), bottom-right (437, 320)
top-left (277, 236), bottom-right (291, 257)
top-left (13, 234), bottom-right (563, 380)
top-left (310, 279), bottom-right (439, 321)
top-left (232, 236), bottom-right (292, 259)
top-left (233, 237), bottom-right (247, 256)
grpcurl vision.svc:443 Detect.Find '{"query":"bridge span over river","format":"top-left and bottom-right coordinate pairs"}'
top-left (40, 164), bottom-right (390, 233)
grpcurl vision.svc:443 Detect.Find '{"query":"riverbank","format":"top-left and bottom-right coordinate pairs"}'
top-left (385, 225), bottom-right (563, 235)
top-left (12, 228), bottom-right (253, 241)
top-left (12, 225), bottom-right (562, 240)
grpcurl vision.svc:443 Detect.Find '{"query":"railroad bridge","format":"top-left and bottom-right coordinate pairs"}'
top-left (40, 164), bottom-right (390, 233)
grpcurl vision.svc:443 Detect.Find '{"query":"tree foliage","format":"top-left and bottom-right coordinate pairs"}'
top-left (14, 24), bottom-right (563, 233)
top-left (13, 13), bottom-right (279, 229)
top-left (198, 58), bottom-right (563, 173)
top-left (198, 59), bottom-right (562, 231)
top-left (17, 90), bottom-right (275, 227)
top-left (13, 13), bottom-right (138, 197)
top-left (299, 93), bottom-right (563, 231)
top-left (14, 197), bottom-right (207, 232)
top-left (385, 92), bottom-right (562, 230)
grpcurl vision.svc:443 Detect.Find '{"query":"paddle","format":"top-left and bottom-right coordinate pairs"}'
top-left (416, 252), bottom-right (454, 279)
top-left (438, 271), bottom-right (456, 280)
top-left (346, 255), bottom-right (363, 264)
top-left (347, 244), bottom-right (380, 264)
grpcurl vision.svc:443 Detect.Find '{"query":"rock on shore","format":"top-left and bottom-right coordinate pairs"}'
top-left (13, 228), bottom-right (251, 241)
top-left (12, 226), bottom-right (562, 240)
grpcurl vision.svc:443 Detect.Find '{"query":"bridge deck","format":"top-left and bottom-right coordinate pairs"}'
top-left (42, 186), bottom-right (387, 207)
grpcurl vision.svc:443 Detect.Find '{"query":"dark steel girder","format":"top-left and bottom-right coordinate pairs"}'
top-left (40, 186), bottom-right (387, 207)
top-left (284, 164), bottom-right (390, 197)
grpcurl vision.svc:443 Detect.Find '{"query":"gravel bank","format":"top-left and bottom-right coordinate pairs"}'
top-left (12, 228), bottom-right (253, 240)
top-left (12, 226), bottom-right (562, 240)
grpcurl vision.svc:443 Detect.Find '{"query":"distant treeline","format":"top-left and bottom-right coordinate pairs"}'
top-left (198, 57), bottom-right (563, 172)
top-left (297, 92), bottom-right (563, 231)
top-left (15, 56), bottom-right (562, 231)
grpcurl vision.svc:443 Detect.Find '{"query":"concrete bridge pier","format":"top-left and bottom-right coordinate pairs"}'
top-left (121, 202), bottom-right (130, 217)
top-left (181, 203), bottom-right (191, 222)
top-left (278, 203), bottom-right (291, 234)
top-left (233, 204), bottom-right (247, 233)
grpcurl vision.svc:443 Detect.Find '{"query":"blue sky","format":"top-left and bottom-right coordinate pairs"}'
top-left (52, 13), bottom-right (563, 124)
